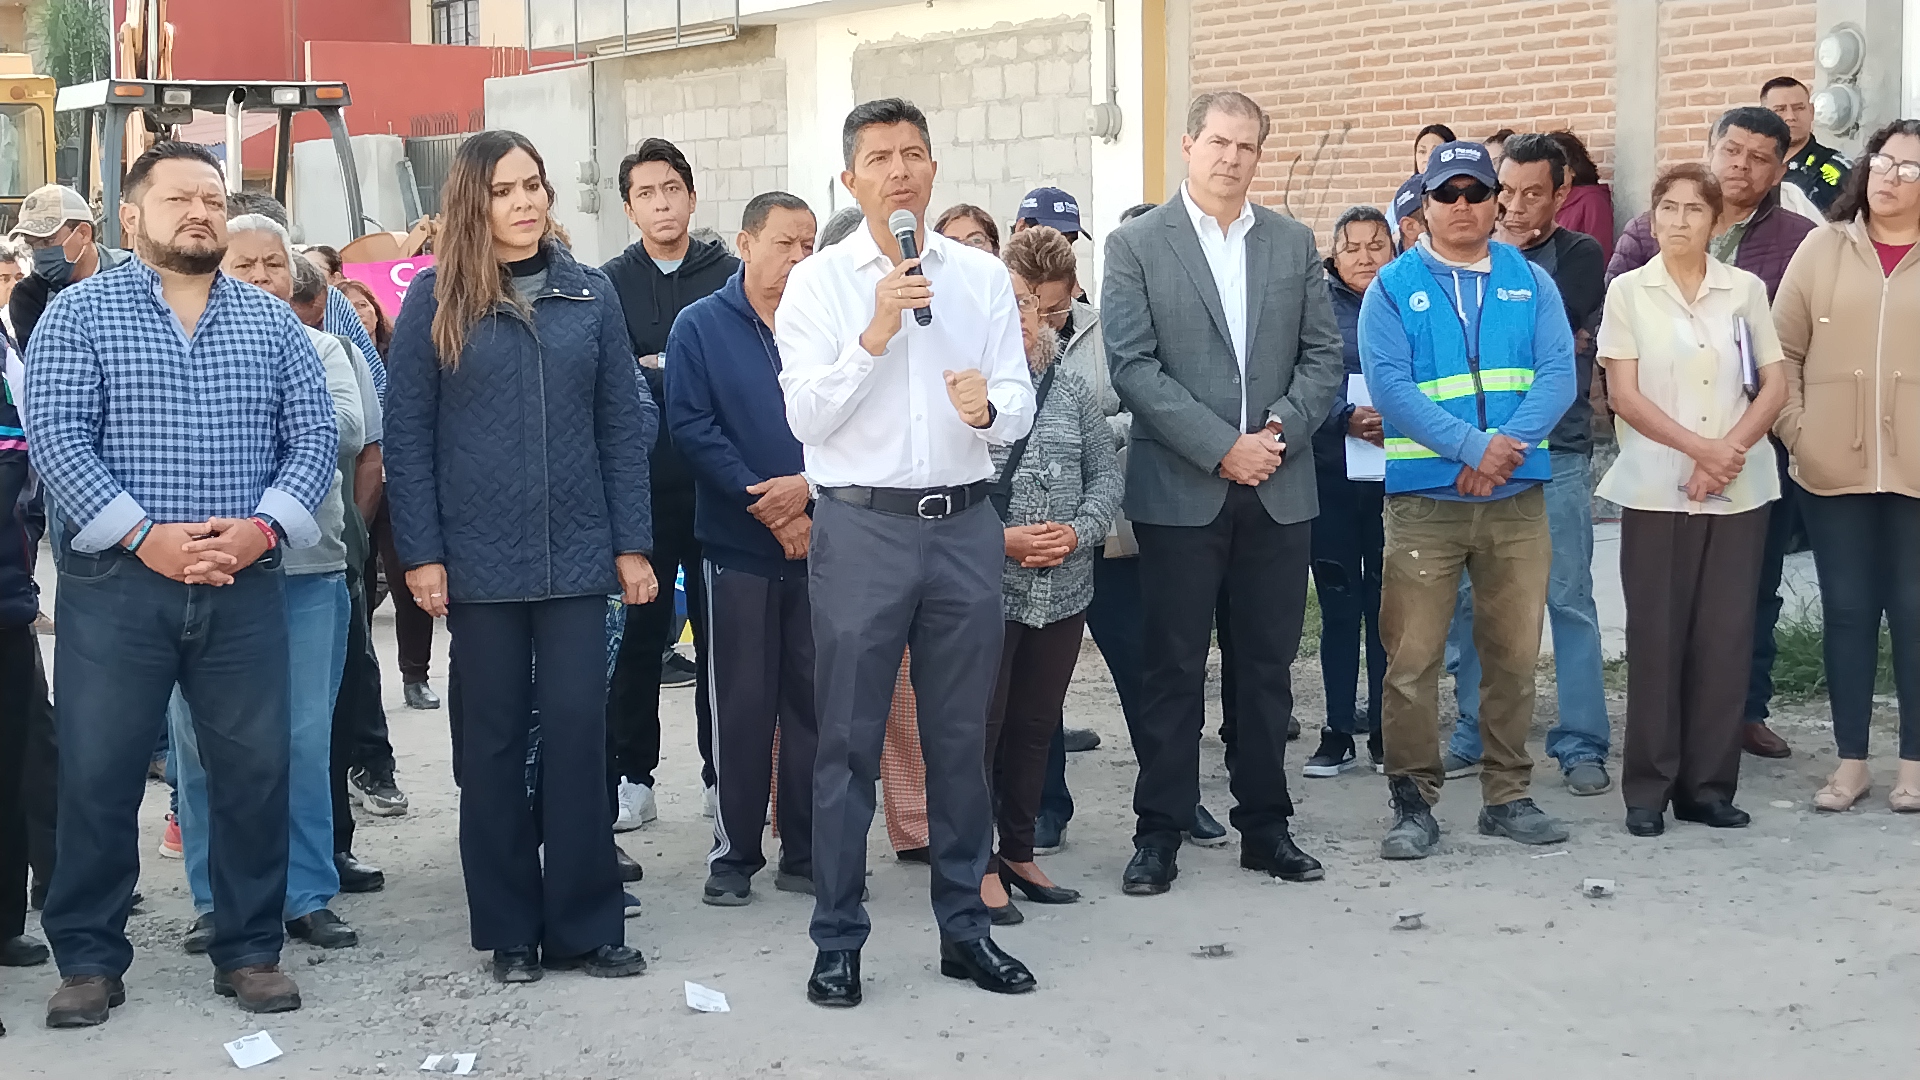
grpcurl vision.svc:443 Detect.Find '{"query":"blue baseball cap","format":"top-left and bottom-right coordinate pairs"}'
top-left (1017, 187), bottom-right (1083, 234)
top-left (1421, 140), bottom-right (1499, 191)
top-left (1392, 176), bottom-right (1427, 222)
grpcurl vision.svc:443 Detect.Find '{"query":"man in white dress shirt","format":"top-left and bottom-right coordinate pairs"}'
top-left (775, 98), bottom-right (1037, 1008)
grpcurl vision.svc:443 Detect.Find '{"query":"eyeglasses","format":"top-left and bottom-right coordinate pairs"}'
top-left (1430, 182), bottom-right (1497, 205)
top-left (1868, 154), bottom-right (1920, 184)
top-left (22, 226), bottom-right (74, 251)
top-left (1016, 293), bottom-right (1074, 319)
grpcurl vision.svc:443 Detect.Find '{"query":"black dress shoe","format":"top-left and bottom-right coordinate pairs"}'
top-left (183, 913), bottom-right (215, 954)
top-left (1061, 728), bottom-right (1101, 753)
top-left (1186, 804), bottom-right (1228, 847)
top-left (807, 949), bottom-right (861, 1007)
top-left (491, 946), bottom-right (542, 984)
top-left (998, 865), bottom-right (1080, 904)
top-left (1625, 807), bottom-right (1665, 837)
top-left (334, 851), bottom-right (385, 893)
top-left (938, 936), bottom-right (1036, 995)
top-left (0, 933), bottom-right (48, 967)
top-left (0, 934), bottom-right (49, 967)
top-left (987, 899), bottom-right (1024, 926)
top-left (615, 846), bottom-right (644, 883)
top-left (286, 909), bottom-right (359, 949)
top-left (543, 944), bottom-right (647, 978)
top-left (896, 846), bottom-right (930, 864)
top-left (1121, 845), bottom-right (1177, 896)
top-left (1673, 799), bottom-right (1751, 828)
top-left (1239, 830), bottom-right (1325, 882)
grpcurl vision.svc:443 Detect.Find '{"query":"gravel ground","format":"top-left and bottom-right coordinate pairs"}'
top-left (4, 613), bottom-right (1917, 1078)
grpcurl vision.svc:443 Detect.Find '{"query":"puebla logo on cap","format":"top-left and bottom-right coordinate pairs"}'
top-left (1409, 291), bottom-right (1431, 312)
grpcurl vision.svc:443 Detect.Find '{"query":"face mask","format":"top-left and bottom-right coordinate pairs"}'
top-left (32, 240), bottom-right (75, 289)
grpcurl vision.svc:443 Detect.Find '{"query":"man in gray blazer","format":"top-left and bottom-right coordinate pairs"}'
top-left (1103, 90), bottom-right (1344, 895)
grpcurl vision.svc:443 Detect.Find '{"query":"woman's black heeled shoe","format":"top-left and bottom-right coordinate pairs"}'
top-left (998, 864), bottom-right (1080, 904)
top-left (987, 899), bottom-right (1024, 926)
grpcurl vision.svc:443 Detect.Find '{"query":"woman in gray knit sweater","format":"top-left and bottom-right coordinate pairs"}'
top-left (978, 227), bottom-right (1123, 923)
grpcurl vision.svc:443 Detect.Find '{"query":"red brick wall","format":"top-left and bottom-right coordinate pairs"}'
top-left (1656, 0), bottom-right (1817, 163)
top-left (1188, 0), bottom-right (1617, 244)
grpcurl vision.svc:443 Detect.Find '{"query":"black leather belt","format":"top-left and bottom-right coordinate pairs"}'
top-left (819, 481), bottom-right (992, 520)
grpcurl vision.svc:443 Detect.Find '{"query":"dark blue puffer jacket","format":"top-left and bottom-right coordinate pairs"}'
top-left (1311, 270), bottom-right (1367, 476)
top-left (0, 363), bottom-right (36, 629)
top-left (384, 241), bottom-right (656, 603)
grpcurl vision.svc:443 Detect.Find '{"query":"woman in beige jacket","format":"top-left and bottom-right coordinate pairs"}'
top-left (1772, 118), bottom-right (1920, 813)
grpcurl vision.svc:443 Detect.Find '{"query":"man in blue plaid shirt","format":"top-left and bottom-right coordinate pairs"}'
top-left (22, 142), bottom-right (336, 1027)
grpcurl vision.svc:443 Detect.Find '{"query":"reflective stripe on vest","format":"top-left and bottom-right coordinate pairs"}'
top-left (1416, 367), bottom-right (1536, 402)
top-left (1384, 429), bottom-right (1549, 461)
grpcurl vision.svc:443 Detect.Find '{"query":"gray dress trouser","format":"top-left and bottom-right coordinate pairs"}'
top-left (807, 495), bottom-right (1002, 951)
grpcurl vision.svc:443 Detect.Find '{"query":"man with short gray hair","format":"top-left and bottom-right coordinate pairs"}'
top-left (159, 212), bottom-right (372, 957)
top-left (1103, 90), bottom-right (1344, 896)
top-left (666, 191), bottom-right (820, 910)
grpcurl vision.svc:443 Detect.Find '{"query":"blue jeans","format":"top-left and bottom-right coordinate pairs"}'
top-left (43, 542), bottom-right (291, 978)
top-left (1446, 452), bottom-right (1610, 770)
top-left (1744, 448), bottom-right (1804, 724)
top-left (176, 573), bottom-right (349, 919)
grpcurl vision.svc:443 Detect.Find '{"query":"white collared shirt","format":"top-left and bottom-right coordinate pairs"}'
top-left (1180, 181), bottom-right (1255, 430)
top-left (775, 221), bottom-right (1034, 488)
top-left (1595, 254), bottom-right (1783, 514)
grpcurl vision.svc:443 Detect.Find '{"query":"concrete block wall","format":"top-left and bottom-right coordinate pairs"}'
top-left (620, 61), bottom-right (791, 239)
top-left (1656, 0), bottom-right (1816, 160)
top-left (1188, 0), bottom-right (1618, 246)
top-left (851, 18), bottom-right (1094, 230)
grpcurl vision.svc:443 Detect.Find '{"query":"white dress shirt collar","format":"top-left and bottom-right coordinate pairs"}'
top-left (840, 213), bottom-right (953, 273)
top-left (1180, 181), bottom-right (1254, 240)
top-left (1179, 181), bottom-right (1255, 430)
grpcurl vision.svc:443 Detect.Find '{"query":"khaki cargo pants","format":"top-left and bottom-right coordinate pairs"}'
top-left (1380, 486), bottom-right (1551, 807)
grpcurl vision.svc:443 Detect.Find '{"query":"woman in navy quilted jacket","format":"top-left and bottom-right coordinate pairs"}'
top-left (385, 130), bottom-right (658, 985)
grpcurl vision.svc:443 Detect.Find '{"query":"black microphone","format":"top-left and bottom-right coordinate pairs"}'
top-left (888, 208), bottom-right (933, 327)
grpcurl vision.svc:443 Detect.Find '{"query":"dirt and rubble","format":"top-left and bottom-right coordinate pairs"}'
top-left (4, 620), bottom-right (1917, 1078)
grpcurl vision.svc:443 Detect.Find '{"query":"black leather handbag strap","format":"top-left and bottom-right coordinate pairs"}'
top-left (990, 365), bottom-right (1057, 518)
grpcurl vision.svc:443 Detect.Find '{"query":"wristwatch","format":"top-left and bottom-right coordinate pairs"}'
top-left (974, 402), bottom-right (998, 430)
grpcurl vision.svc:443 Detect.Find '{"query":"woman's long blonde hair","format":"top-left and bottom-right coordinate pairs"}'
top-left (430, 129), bottom-right (562, 366)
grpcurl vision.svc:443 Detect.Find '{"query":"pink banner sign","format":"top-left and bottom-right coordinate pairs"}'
top-left (343, 256), bottom-right (435, 319)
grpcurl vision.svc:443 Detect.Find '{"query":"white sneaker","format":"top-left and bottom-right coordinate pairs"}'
top-left (614, 778), bottom-right (656, 832)
top-left (703, 785), bottom-right (717, 819)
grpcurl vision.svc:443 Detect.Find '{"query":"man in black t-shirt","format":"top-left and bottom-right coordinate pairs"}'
top-left (601, 139), bottom-right (739, 833)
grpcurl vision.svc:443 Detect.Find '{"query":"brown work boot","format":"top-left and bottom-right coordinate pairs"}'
top-left (46, 975), bottom-right (126, 1028)
top-left (213, 964), bottom-right (302, 1013)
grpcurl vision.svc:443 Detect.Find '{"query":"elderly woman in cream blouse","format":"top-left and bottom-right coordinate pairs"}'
top-left (1594, 163), bottom-right (1787, 840)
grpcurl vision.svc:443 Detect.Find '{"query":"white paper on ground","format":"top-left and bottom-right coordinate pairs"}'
top-left (684, 981), bottom-right (730, 1013)
top-left (1344, 374), bottom-right (1386, 481)
top-left (420, 1053), bottom-right (477, 1074)
top-left (223, 1031), bottom-right (283, 1069)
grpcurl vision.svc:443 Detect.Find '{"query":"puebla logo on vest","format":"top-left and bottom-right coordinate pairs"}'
top-left (1408, 291), bottom-right (1431, 312)
top-left (1494, 287), bottom-right (1532, 302)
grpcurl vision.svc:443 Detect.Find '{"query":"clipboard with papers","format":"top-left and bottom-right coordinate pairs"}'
top-left (1344, 374), bottom-right (1386, 481)
top-left (1736, 316), bottom-right (1759, 400)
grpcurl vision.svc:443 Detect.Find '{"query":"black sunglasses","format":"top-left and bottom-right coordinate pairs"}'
top-left (1430, 181), bottom-right (1498, 205)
